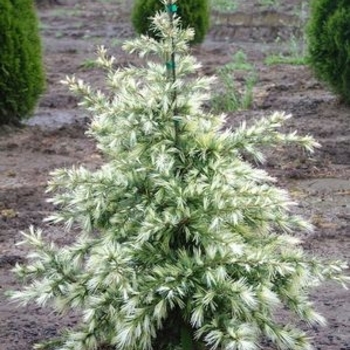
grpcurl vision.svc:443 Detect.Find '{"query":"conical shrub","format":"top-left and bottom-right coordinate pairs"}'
top-left (307, 0), bottom-right (350, 103)
top-left (0, 0), bottom-right (45, 126)
top-left (10, 1), bottom-right (349, 350)
top-left (131, 0), bottom-right (209, 45)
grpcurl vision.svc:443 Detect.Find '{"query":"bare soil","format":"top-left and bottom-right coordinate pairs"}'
top-left (0, 1), bottom-right (349, 349)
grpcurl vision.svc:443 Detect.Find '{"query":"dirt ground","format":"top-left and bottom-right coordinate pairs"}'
top-left (0, 1), bottom-right (349, 349)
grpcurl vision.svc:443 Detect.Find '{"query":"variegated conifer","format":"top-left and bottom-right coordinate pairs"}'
top-left (10, 1), bottom-right (349, 350)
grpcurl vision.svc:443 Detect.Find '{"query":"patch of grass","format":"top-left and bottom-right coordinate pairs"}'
top-left (224, 50), bottom-right (255, 71)
top-left (73, 21), bottom-right (84, 29)
top-left (51, 7), bottom-right (82, 18)
top-left (55, 31), bottom-right (64, 39)
top-left (212, 50), bottom-right (257, 113)
top-left (264, 36), bottom-right (307, 66)
top-left (258, 0), bottom-right (280, 7)
top-left (211, 0), bottom-right (283, 12)
top-left (265, 54), bottom-right (307, 66)
top-left (210, 0), bottom-right (238, 12)
top-left (38, 21), bottom-right (49, 31)
top-left (83, 33), bottom-right (93, 40)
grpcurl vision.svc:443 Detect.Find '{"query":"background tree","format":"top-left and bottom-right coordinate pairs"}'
top-left (0, 0), bottom-right (45, 126)
top-left (307, 0), bottom-right (350, 103)
top-left (131, 0), bottom-right (210, 45)
top-left (10, 1), bottom-right (349, 350)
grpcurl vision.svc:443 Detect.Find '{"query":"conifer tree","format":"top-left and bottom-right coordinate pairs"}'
top-left (0, 0), bottom-right (45, 125)
top-left (307, 0), bottom-right (350, 103)
top-left (11, 1), bottom-right (349, 350)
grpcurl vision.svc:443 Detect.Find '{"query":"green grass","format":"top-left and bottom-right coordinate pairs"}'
top-left (264, 35), bottom-right (307, 66)
top-left (258, 0), bottom-right (280, 7)
top-left (51, 7), bottom-right (82, 18)
top-left (38, 21), bottom-right (49, 31)
top-left (212, 50), bottom-right (257, 113)
top-left (54, 31), bottom-right (64, 39)
top-left (264, 54), bottom-right (307, 66)
top-left (210, 0), bottom-right (238, 12)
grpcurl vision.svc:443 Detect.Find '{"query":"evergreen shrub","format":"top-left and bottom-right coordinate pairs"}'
top-left (11, 1), bottom-right (349, 350)
top-left (0, 0), bottom-right (45, 126)
top-left (307, 0), bottom-right (350, 103)
top-left (131, 0), bottom-right (209, 45)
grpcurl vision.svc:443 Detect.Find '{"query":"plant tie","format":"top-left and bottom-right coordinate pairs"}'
top-left (166, 3), bottom-right (178, 13)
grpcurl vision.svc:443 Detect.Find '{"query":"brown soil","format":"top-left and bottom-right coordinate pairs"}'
top-left (1, 1), bottom-right (349, 349)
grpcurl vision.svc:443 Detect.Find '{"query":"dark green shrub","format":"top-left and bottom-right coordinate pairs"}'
top-left (0, 0), bottom-right (45, 126)
top-left (307, 0), bottom-right (350, 103)
top-left (131, 0), bottom-right (210, 45)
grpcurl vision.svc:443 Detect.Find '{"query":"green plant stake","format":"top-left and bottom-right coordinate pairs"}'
top-left (10, 1), bottom-right (349, 350)
top-left (166, 4), bottom-right (193, 348)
